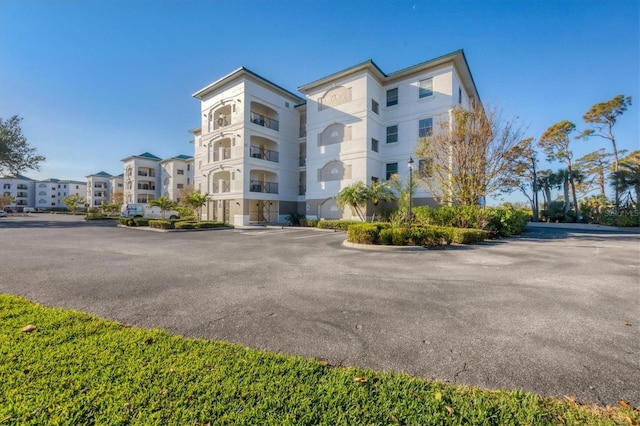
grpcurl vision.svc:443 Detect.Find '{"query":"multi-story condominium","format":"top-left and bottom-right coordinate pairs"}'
top-left (34, 179), bottom-right (87, 210)
top-left (1, 175), bottom-right (35, 210)
top-left (86, 171), bottom-right (125, 207)
top-left (192, 68), bottom-right (304, 225)
top-left (160, 155), bottom-right (194, 203)
top-left (298, 49), bottom-right (479, 219)
top-left (192, 50), bottom-right (479, 226)
top-left (122, 152), bottom-right (193, 204)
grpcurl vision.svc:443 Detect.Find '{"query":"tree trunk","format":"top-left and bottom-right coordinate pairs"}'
top-left (567, 164), bottom-right (580, 221)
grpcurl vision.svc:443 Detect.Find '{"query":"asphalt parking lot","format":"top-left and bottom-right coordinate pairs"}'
top-left (0, 214), bottom-right (638, 406)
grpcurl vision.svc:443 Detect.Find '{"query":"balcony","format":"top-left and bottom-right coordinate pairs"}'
top-left (250, 180), bottom-right (278, 194)
top-left (250, 146), bottom-right (279, 163)
top-left (94, 183), bottom-right (107, 189)
top-left (137, 184), bottom-right (156, 191)
top-left (213, 147), bottom-right (231, 162)
top-left (299, 128), bottom-right (307, 138)
top-left (299, 156), bottom-right (306, 167)
top-left (17, 184), bottom-right (28, 190)
top-left (299, 185), bottom-right (306, 196)
top-left (250, 111), bottom-right (279, 131)
top-left (212, 181), bottom-right (231, 193)
top-left (17, 192), bottom-right (28, 198)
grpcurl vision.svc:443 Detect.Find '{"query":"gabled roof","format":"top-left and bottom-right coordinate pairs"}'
top-left (0, 174), bottom-right (34, 181)
top-left (298, 49), bottom-right (480, 102)
top-left (161, 154), bottom-right (194, 163)
top-left (86, 171), bottom-right (112, 178)
top-left (193, 67), bottom-right (304, 103)
top-left (120, 152), bottom-right (162, 162)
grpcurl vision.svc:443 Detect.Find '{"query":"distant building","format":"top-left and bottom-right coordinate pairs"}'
top-left (1, 175), bottom-right (35, 210)
top-left (34, 178), bottom-right (86, 210)
top-left (122, 152), bottom-right (194, 204)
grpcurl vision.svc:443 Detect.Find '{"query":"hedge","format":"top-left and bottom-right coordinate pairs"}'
top-left (413, 205), bottom-right (529, 238)
top-left (348, 224), bottom-right (487, 247)
top-left (317, 220), bottom-right (363, 231)
top-left (149, 220), bottom-right (173, 230)
top-left (133, 217), bottom-right (150, 227)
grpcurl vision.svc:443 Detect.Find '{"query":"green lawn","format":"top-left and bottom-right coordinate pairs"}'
top-left (1, 295), bottom-right (636, 425)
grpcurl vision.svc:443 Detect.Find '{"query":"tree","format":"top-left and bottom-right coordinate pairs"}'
top-left (538, 120), bottom-right (580, 220)
top-left (0, 116), bottom-right (46, 175)
top-left (336, 182), bottom-right (369, 221)
top-left (61, 194), bottom-right (85, 213)
top-left (183, 190), bottom-right (209, 223)
top-left (503, 137), bottom-right (540, 221)
top-left (367, 180), bottom-right (395, 221)
top-left (575, 149), bottom-right (613, 197)
top-left (580, 95), bottom-right (632, 173)
top-left (0, 195), bottom-right (15, 210)
top-left (388, 172), bottom-right (418, 226)
top-left (611, 150), bottom-right (640, 208)
top-left (149, 196), bottom-right (176, 220)
top-left (109, 191), bottom-right (124, 206)
top-left (415, 104), bottom-right (525, 205)
top-left (536, 170), bottom-right (554, 211)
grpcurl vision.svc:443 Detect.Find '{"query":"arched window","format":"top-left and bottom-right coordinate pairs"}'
top-left (318, 123), bottom-right (351, 146)
top-left (318, 160), bottom-right (352, 182)
top-left (319, 86), bottom-right (352, 111)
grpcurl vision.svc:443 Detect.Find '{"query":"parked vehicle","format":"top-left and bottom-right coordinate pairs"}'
top-left (120, 203), bottom-right (179, 220)
top-left (0, 211), bottom-right (6, 217)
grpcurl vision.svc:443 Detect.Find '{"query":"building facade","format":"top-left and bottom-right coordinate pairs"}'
top-left (192, 50), bottom-right (479, 226)
top-left (1, 175), bottom-right (35, 210)
top-left (34, 179), bottom-right (87, 210)
top-left (122, 152), bottom-right (194, 204)
top-left (86, 171), bottom-right (125, 208)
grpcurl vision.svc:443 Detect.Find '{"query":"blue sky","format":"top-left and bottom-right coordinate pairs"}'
top-left (1, 0), bottom-right (638, 203)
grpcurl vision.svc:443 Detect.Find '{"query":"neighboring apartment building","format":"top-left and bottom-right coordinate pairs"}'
top-left (1, 175), bottom-right (35, 210)
top-left (34, 179), bottom-right (87, 210)
top-left (86, 171), bottom-right (125, 207)
top-left (122, 152), bottom-right (193, 204)
top-left (192, 50), bottom-right (479, 226)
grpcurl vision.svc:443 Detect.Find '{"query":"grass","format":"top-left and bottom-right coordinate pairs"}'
top-left (1, 295), bottom-right (637, 425)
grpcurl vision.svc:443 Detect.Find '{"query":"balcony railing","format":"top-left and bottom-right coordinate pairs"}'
top-left (138, 171), bottom-right (148, 176)
top-left (94, 183), bottom-right (107, 188)
top-left (137, 184), bottom-right (156, 191)
top-left (16, 192), bottom-right (28, 198)
top-left (250, 146), bottom-right (279, 163)
top-left (213, 148), bottom-right (231, 162)
top-left (299, 128), bottom-right (306, 138)
top-left (299, 156), bottom-right (306, 167)
top-left (299, 185), bottom-right (306, 196)
top-left (250, 180), bottom-right (278, 194)
top-left (212, 182), bottom-right (230, 193)
top-left (17, 184), bottom-right (28, 189)
top-left (250, 111), bottom-right (279, 131)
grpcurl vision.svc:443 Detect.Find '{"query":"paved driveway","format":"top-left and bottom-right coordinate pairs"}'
top-left (0, 215), bottom-right (638, 406)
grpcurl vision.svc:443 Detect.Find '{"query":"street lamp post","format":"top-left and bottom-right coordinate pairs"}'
top-left (407, 157), bottom-right (414, 226)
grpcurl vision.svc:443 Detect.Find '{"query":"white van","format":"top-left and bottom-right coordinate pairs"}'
top-left (120, 203), bottom-right (180, 220)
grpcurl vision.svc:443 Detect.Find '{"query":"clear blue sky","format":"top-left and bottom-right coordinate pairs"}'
top-left (1, 0), bottom-right (638, 203)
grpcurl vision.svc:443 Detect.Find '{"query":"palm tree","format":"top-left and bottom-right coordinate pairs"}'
top-left (184, 190), bottom-right (210, 223)
top-left (611, 150), bottom-right (640, 208)
top-left (149, 196), bottom-right (175, 220)
top-left (368, 180), bottom-right (396, 221)
top-left (336, 182), bottom-right (369, 221)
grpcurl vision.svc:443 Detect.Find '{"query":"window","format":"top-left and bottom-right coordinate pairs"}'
top-left (2, 184), bottom-right (10, 189)
top-left (386, 125), bottom-right (398, 143)
top-left (419, 118), bottom-right (433, 138)
top-left (419, 78), bottom-right (433, 98)
top-left (187, 164), bottom-right (191, 171)
top-left (371, 176), bottom-right (379, 183)
top-left (177, 169), bottom-right (184, 175)
top-left (386, 163), bottom-right (398, 180)
top-left (371, 138), bottom-right (379, 153)
top-left (371, 99), bottom-right (379, 114)
top-left (177, 183), bottom-right (184, 189)
top-left (386, 88), bottom-right (398, 107)
top-left (75, 185), bottom-right (79, 189)
top-left (458, 87), bottom-right (462, 104)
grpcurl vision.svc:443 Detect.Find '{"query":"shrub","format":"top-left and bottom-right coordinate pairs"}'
top-left (133, 217), bottom-right (150, 227)
top-left (414, 205), bottom-right (528, 238)
top-left (347, 223), bottom-right (385, 244)
top-left (305, 219), bottom-right (319, 227)
top-left (197, 221), bottom-right (229, 229)
top-left (317, 220), bottom-right (362, 231)
top-left (174, 221), bottom-right (197, 229)
top-left (450, 228), bottom-right (488, 244)
top-left (285, 212), bottom-right (305, 226)
top-left (118, 217), bottom-right (128, 226)
top-left (149, 220), bottom-right (173, 230)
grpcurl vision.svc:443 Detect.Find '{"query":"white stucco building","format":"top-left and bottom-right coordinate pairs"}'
top-left (34, 179), bottom-right (87, 210)
top-left (192, 50), bottom-right (479, 226)
top-left (1, 175), bottom-right (35, 210)
top-left (86, 171), bottom-right (125, 208)
top-left (122, 152), bottom-right (194, 204)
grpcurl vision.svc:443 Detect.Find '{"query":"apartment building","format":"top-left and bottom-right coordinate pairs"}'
top-left (34, 179), bottom-right (87, 210)
top-left (122, 152), bottom-right (194, 204)
top-left (192, 50), bottom-right (479, 226)
top-left (192, 68), bottom-right (304, 225)
top-left (298, 49), bottom-right (479, 219)
top-left (1, 175), bottom-right (35, 210)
